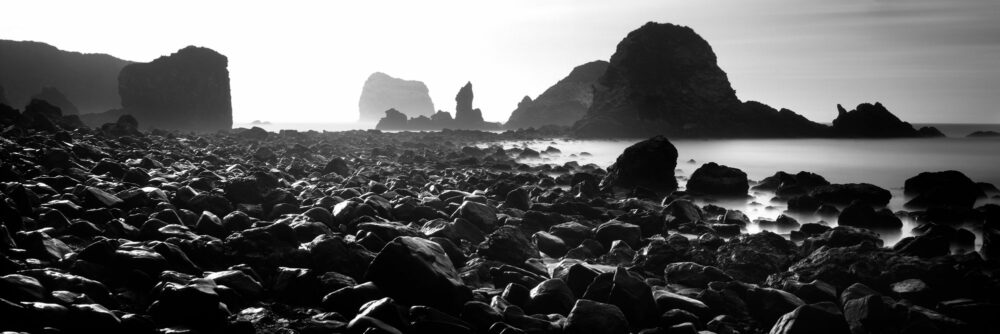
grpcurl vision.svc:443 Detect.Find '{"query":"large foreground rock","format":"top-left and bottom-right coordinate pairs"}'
top-left (364, 236), bottom-right (472, 312)
top-left (118, 46), bottom-right (231, 132)
top-left (600, 135), bottom-right (679, 192)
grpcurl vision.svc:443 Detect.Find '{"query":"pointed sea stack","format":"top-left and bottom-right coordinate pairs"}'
top-left (118, 46), bottom-right (232, 132)
top-left (454, 82), bottom-right (485, 126)
top-left (358, 72), bottom-right (435, 122)
top-left (505, 60), bottom-right (608, 129)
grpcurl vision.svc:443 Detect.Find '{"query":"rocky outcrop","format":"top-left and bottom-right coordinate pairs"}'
top-left (505, 61), bottom-right (609, 129)
top-left (600, 135), bottom-right (679, 192)
top-left (831, 103), bottom-right (942, 138)
top-left (358, 72), bottom-right (435, 122)
top-left (0, 40), bottom-right (132, 114)
top-left (374, 82), bottom-right (500, 131)
top-left (30, 87), bottom-right (78, 115)
top-left (118, 46), bottom-right (231, 132)
top-left (572, 22), bottom-right (830, 138)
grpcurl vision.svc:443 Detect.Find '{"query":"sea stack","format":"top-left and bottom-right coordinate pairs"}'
top-left (832, 102), bottom-right (943, 138)
top-left (453, 82), bottom-right (485, 126)
top-left (118, 46), bottom-right (232, 132)
top-left (572, 22), bottom-right (828, 138)
top-left (505, 60), bottom-right (608, 129)
top-left (358, 72), bottom-right (435, 122)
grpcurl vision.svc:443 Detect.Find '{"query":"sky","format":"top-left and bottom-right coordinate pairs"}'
top-left (2, 0), bottom-right (999, 124)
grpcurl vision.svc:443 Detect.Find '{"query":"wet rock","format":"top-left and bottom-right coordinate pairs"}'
top-left (716, 231), bottom-right (798, 284)
top-left (770, 303), bottom-right (850, 334)
top-left (594, 220), bottom-right (642, 249)
top-left (532, 231), bottom-right (569, 258)
top-left (664, 262), bottom-right (733, 288)
top-left (478, 225), bottom-right (540, 265)
top-left (564, 299), bottom-right (629, 334)
top-left (526, 278), bottom-right (575, 315)
top-left (686, 162), bottom-right (749, 197)
top-left (600, 135), bottom-right (679, 192)
top-left (365, 236), bottom-right (472, 313)
top-left (810, 183), bottom-right (891, 206)
top-left (452, 200), bottom-right (498, 233)
top-left (837, 201), bottom-right (902, 230)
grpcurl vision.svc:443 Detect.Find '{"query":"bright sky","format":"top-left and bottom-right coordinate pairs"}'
top-left (3, 0), bottom-right (999, 124)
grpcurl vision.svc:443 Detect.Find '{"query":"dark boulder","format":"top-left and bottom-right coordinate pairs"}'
top-left (600, 135), bottom-right (679, 192)
top-left (686, 162), bottom-right (748, 197)
top-left (837, 201), bottom-right (902, 230)
top-left (364, 236), bottom-right (472, 313)
top-left (810, 183), bottom-right (892, 206)
top-left (769, 303), bottom-right (850, 334)
top-left (477, 225), bottom-right (540, 265)
top-left (904, 171), bottom-right (986, 209)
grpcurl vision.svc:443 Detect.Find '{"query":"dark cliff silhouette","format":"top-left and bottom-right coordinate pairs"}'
top-left (568, 22), bottom-right (939, 138)
top-left (0, 40), bottom-right (132, 114)
top-left (115, 46), bottom-right (232, 132)
top-left (505, 60), bottom-right (608, 129)
top-left (832, 102), bottom-right (943, 138)
top-left (358, 72), bottom-right (435, 122)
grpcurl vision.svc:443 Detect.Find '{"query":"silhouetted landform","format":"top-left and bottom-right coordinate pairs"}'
top-left (832, 102), bottom-right (943, 138)
top-left (30, 86), bottom-right (79, 115)
top-left (505, 61), bottom-right (609, 129)
top-left (967, 130), bottom-right (1000, 137)
top-left (358, 72), bottom-right (435, 122)
top-left (109, 46), bottom-right (232, 132)
top-left (571, 22), bottom-right (939, 138)
top-left (250, 120), bottom-right (272, 125)
top-left (376, 82), bottom-right (501, 131)
top-left (0, 40), bottom-right (132, 113)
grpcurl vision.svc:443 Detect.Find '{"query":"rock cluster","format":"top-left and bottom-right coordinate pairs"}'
top-left (505, 61), bottom-right (609, 130)
top-left (358, 72), bottom-right (435, 122)
top-left (0, 113), bottom-right (997, 334)
top-left (832, 103), bottom-right (943, 138)
top-left (375, 82), bottom-right (501, 131)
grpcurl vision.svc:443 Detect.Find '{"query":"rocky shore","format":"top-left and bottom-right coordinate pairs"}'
top-left (0, 109), bottom-right (998, 334)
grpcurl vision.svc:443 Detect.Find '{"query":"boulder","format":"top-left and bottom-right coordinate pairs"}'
top-left (364, 236), bottom-right (472, 313)
top-left (477, 225), bottom-right (540, 265)
top-left (769, 303), bottom-right (850, 334)
top-left (664, 262), bottom-right (733, 288)
top-left (600, 135), bottom-right (679, 192)
top-left (904, 171), bottom-right (986, 209)
top-left (564, 299), bottom-right (629, 334)
top-left (810, 183), bottom-right (891, 206)
top-left (686, 162), bottom-right (749, 197)
top-left (837, 201), bottom-right (902, 230)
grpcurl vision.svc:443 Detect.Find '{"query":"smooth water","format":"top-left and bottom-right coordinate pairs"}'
top-left (505, 137), bottom-right (1000, 246)
top-left (237, 121), bottom-right (999, 246)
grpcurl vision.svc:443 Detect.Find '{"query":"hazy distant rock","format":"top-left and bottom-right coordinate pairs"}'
top-left (505, 60), bottom-right (608, 129)
top-left (374, 108), bottom-right (408, 130)
top-left (118, 46), bottom-right (232, 132)
top-left (831, 103), bottom-right (942, 138)
top-left (572, 22), bottom-right (828, 138)
top-left (30, 86), bottom-right (78, 115)
top-left (0, 40), bottom-right (132, 114)
top-left (358, 72), bottom-right (435, 122)
top-left (375, 82), bottom-right (499, 131)
top-left (967, 130), bottom-right (1000, 138)
top-left (454, 82), bottom-right (485, 126)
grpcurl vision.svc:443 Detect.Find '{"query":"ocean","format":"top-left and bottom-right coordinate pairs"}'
top-left (236, 122), bottom-right (1000, 246)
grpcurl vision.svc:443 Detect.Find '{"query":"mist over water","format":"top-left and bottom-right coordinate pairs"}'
top-left (504, 135), bottom-right (1000, 246)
